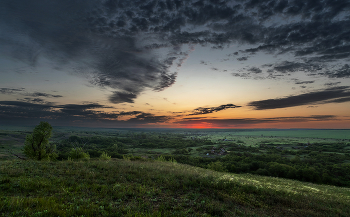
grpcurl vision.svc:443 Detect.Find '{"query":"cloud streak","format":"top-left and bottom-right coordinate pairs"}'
top-left (0, 101), bottom-right (170, 126)
top-left (189, 104), bottom-right (241, 115)
top-left (177, 115), bottom-right (339, 127)
top-left (248, 86), bottom-right (350, 110)
top-left (0, 88), bottom-right (25, 94)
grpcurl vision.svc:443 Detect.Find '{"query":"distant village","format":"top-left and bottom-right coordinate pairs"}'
top-left (207, 146), bottom-right (227, 156)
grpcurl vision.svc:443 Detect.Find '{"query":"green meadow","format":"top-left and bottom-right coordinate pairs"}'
top-left (1, 127), bottom-right (350, 216)
top-left (1, 159), bottom-right (350, 216)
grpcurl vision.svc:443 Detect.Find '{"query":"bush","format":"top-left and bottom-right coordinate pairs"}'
top-left (99, 152), bottom-right (111, 161)
top-left (156, 155), bottom-right (166, 162)
top-left (68, 147), bottom-right (90, 161)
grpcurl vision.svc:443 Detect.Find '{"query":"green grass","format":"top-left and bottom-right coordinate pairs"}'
top-left (1, 159), bottom-right (349, 216)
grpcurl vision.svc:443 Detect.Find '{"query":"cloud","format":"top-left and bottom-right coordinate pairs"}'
top-left (237, 56), bottom-right (249, 61)
top-left (324, 64), bottom-right (350, 78)
top-left (189, 103), bottom-right (241, 115)
top-left (21, 98), bottom-right (47, 104)
top-left (325, 82), bottom-right (341, 86)
top-left (1, 0), bottom-right (350, 104)
top-left (231, 66), bottom-right (265, 79)
top-left (328, 96), bottom-right (350, 103)
top-left (109, 92), bottom-right (138, 104)
top-left (0, 100), bottom-right (170, 126)
top-left (0, 88), bottom-right (25, 94)
top-left (0, 0), bottom-right (179, 104)
top-left (269, 61), bottom-right (323, 74)
top-left (25, 92), bottom-right (63, 98)
top-left (127, 113), bottom-right (171, 124)
top-left (231, 72), bottom-right (251, 79)
top-left (294, 80), bottom-right (315, 85)
top-left (176, 115), bottom-right (339, 127)
top-left (200, 60), bottom-right (208, 65)
top-left (247, 67), bottom-right (262, 74)
top-left (0, 88), bottom-right (62, 98)
top-left (248, 86), bottom-right (350, 110)
top-left (227, 52), bottom-right (239, 56)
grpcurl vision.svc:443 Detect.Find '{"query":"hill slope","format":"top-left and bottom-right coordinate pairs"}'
top-left (1, 159), bottom-right (349, 216)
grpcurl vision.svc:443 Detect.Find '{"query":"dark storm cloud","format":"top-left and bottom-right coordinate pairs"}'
top-left (1, 0), bottom-right (350, 105)
top-left (176, 115), bottom-right (338, 126)
top-left (189, 104), bottom-right (241, 115)
top-left (245, 0), bottom-right (350, 22)
top-left (248, 86), bottom-right (350, 110)
top-left (0, 100), bottom-right (169, 126)
top-left (0, 0), bottom-right (179, 104)
top-left (109, 92), bottom-right (138, 104)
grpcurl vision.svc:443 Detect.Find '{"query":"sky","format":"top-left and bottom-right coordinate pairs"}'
top-left (0, 0), bottom-right (350, 129)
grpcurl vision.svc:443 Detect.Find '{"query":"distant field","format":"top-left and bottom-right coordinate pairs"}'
top-left (229, 130), bottom-right (350, 139)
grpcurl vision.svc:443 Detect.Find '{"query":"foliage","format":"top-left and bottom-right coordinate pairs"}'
top-left (156, 155), bottom-right (166, 162)
top-left (168, 157), bottom-right (177, 164)
top-left (68, 147), bottom-right (90, 161)
top-left (99, 151), bottom-right (111, 161)
top-left (207, 161), bottom-right (227, 172)
top-left (123, 155), bottom-right (130, 161)
top-left (23, 122), bottom-right (57, 161)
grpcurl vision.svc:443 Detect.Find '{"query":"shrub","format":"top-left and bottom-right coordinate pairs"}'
top-left (68, 147), bottom-right (90, 161)
top-left (99, 152), bottom-right (111, 161)
top-left (156, 155), bottom-right (166, 162)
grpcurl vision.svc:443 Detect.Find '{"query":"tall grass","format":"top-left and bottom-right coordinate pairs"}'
top-left (0, 159), bottom-right (349, 216)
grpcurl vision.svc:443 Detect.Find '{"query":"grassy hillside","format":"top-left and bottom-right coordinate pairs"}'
top-left (1, 159), bottom-right (350, 216)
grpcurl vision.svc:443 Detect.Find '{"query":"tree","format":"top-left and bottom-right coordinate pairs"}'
top-left (23, 121), bottom-right (57, 160)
